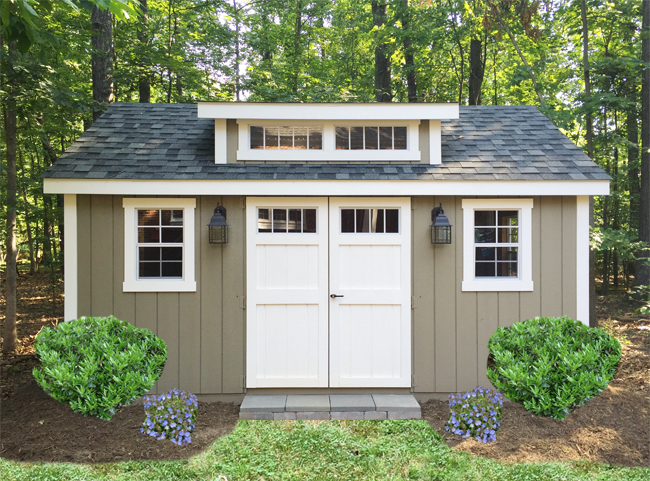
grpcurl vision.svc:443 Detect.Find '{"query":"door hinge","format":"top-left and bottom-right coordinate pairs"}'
top-left (240, 296), bottom-right (246, 309)
top-left (240, 375), bottom-right (246, 388)
top-left (241, 197), bottom-right (246, 209)
top-left (411, 296), bottom-right (416, 309)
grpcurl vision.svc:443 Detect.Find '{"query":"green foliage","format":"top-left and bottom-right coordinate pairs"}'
top-left (487, 316), bottom-right (621, 419)
top-left (33, 315), bottom-right (167, 420)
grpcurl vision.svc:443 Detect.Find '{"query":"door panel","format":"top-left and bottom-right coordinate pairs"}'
top-left (246, 197), bottom-right (329, 388)
top-left (329, 197), bottom-right (411, 388)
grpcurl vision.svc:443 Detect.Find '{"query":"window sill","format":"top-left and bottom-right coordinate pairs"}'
top-left (123, 280), bottom-right (197, 293)
top-left (462, 279), bottom-right (533, 292)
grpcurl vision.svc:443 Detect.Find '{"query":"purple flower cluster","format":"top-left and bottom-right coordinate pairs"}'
top-left (445, 386), bottom-right (503, 444)
top-left (141, 388), bottom-right (198, 445)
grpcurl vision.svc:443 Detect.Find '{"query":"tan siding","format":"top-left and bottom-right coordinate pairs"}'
top-left (412, 196), bottom-right (435, 392)
top-left (562, 197), bottom-right (578, 319)
top-left (221, 196), bottom-right (246, 393)
top-left (498, 292), bottom-right (519, 327)
top-left (227, 119), bottom-right (238, 163)
top-left (540, 197), bottom-right (564, 316)
top-left (135, 292), bottom-right (158, 393)
top-left (199, 196), bottom-right (224, 393)
top-left (455, 196), bottom-right (478, 392)
top-left (77, 195), bottom-right (91, 316)
top-left (477, 293), bottom-right (498, 388)
top-left (112, 196), bottom-right (136, 324)
top-left (90, 196), bottom-right (114, 317)
top-left (418, 120), bottom-right (430, 165)
top-left (434, 196), bottom-right (457, 392)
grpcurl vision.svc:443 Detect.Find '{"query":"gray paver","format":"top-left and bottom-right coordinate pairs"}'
top-left (331, 411), bottom-right (364, 420)
top-left (372, 394), bottom-right (420, 411)
top-left (274, 412), bottom-right (297, 420)
top-left (296, 411), bottom-right (331, 420)
top-left (286, 395), bottom-right (330, 412)
top-left (239, 395), bottom-right (287, 413)
top-left (387, 410), bottom-right (421, 420)
top-left (364, 411), bottom-right (387, 420)
top-left (239, 412), bottom-right (274, 420)
top-left (330, 394), bottom-right (375, 412)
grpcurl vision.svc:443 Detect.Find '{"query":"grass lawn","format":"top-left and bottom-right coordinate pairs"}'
top-left (1, 420), bottom-right (648, 480)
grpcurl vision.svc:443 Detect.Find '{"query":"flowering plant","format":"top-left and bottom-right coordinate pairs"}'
top-left (141, 388), bottom-right (198, 445)
top-left (445, 386), bottom-right (503, 443)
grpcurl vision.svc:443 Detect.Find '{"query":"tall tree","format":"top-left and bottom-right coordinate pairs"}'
top-left (2, 38), bottom-right (18, 355)
top-left (138, 0), bottom-right (151, 103)
top-left (372, 0), bottom-right (391, 102)
top-left (92, 6), bottom-right (114, 120)
top-left (638, 0), bottom-right (650, 288)
top-left (468, 38), bottom-right (484, 105)
top-left (401, 0), bottom-right (417, 102)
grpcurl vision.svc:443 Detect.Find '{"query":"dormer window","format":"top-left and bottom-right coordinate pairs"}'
top-left (250, 126), bottom-right (323, 150)
top-left (335, 126), bottom-right (407, 150)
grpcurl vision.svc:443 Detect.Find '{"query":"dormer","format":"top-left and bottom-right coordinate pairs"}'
top-left (197, 102), bottom-right (459, 165)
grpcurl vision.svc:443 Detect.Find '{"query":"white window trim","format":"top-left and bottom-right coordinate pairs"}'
top-left (237, 119), bottom-right (420, 162)
top-left (123, 198), bottom-right (196, 292)
top-left (462, 198), bottom-right (534, 292)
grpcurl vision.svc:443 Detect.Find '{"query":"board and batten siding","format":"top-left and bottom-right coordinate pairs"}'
top-left (75, 194), bottom-right (246, 398)
top-left (411, 196), bottom-right (577, 396)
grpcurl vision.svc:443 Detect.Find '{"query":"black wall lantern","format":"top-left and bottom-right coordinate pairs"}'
top-left (208, 204), bottom-right (228, 244)
top-left (431, 204), bottom-right (452, 244)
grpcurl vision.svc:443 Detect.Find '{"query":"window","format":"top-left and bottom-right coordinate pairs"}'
top-left (250, 126), bottom-right (322, 150)
top-left (335, 126), bottom-right (407, 150)
top-left (462, 199), bottom-right (533, 292)
top-left (340, 208), bottom-right (399, 233)
top-left (123, 198), bottom-right (196, 292)
top-left (258, 208), bottom-right (317, 233)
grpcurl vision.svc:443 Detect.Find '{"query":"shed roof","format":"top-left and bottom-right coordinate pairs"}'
top-left (43, 103), bottom-right (609, 182)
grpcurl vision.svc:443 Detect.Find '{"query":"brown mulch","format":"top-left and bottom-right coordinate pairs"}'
top-left (1, 272), bottom-right (649, 466)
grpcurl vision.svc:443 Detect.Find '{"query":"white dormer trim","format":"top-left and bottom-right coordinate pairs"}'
top-left (215, 119), bottom-right (227, 164)
top-left (236, 119), bottom-right (421, 162)
top-left (429, 119), bottom-right (441, 165)
top-left (198, 102), bottom-right (459, 120)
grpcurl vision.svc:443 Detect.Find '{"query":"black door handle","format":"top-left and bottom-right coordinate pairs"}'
top-left (330, 294), bottom-right (344, 298)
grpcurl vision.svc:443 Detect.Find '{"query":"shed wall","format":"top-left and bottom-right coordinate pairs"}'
top-left (76, 194), bottom-right (246, 396)
top-left (411, 196), bottom-right (577, 395)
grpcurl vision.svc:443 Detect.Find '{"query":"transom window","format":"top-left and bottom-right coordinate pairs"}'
top-left (340, 208), bottom-right (399, 233)
top-left (250, 126), bottom-right (322, 150)
top-left (258, 208), bottom-right (317, 233)
top-left (335, 126), bottom-right (407, 150)
top-left (474, 210), bottom-right (519, 277)
top-left (137, 209), bottom-right (184, 278)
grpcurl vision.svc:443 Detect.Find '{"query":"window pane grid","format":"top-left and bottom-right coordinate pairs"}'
top-left (340, 208), bottom-right (399, 233)
top-left (251, 126), bottom-right (323, 150)
top-left (474, 209), bottom-right (519, 278)
top-left (257, 208), bottom-right (317, 233)
top-left (334, 126), bottom-right (407, 150)
top-left (136, 209), bottom-right (184, 279)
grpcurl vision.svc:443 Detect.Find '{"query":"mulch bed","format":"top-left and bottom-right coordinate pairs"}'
top-left (1, 272), bottom-right (649, 466)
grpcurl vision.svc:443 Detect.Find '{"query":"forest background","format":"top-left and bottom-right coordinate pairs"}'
top-left (1, 0), bottom-right (649, 354)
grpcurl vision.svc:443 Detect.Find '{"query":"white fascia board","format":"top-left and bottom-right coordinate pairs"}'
top-left (63, 194), bottom-right (78, 321)
top-left (44, 179), bottom-right (611, 197)
top-left (198, 102), bottom-right (459, 120)
top-left (576, 196), bottom-right (590, 326)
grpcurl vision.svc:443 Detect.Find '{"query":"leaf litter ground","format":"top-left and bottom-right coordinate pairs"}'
top-left (1, 272), bottom-right (648, 466)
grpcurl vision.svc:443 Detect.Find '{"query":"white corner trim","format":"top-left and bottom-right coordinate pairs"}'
top-left (198, 102), bottom-right (459, 120)
top-left (461, 198), bottom-right (534, 292)
top-left (576, 196), bottom-right (590, 325)
top-left (429, 119), bottom-right (441, 165)
top-left (64, 194), bottom-right (78, 321)
top-left (43, 179), bottom-right (611, 197)
top-left (214, 119), bottom-right (227, 164)
top-left (122, 198), bottom-right (196, 293)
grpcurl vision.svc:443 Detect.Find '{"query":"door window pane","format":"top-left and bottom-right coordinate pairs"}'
top-left (303, 209), bottom-right (317, 233)
top-left (375, 209), bottom-right (385, 233)
top-left (273, 208), bottom-right (287, 232)
top-left (288, 209), bottom-right (302, 233)
top-left (355, 209), bottom-right (370, 232)
top-left (258, 208), bottom-right (272, 232)
top-left (341, 209), bottom-right (355, 232)
top-left (385, 209), bottom-right (399, 233)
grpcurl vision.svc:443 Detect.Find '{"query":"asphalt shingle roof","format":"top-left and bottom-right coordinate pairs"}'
top-left (43, 103), bottom-right (609, 181)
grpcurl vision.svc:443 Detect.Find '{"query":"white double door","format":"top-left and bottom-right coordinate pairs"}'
top-left (246, 197), bottom-right (411, 388)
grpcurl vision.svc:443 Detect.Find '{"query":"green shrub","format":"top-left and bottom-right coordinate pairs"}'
top-left (487, 316), bottom-right (620, 419)
top-left (33, 316), bottom-right (167, 420)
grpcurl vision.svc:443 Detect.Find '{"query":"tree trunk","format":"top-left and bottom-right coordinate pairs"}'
top-left (3, 38), bottom-right (18, 354)
top-left (581, 0), bottom-right (597, 326)
top-left (628, 100), bottom-right (640, 233)
top-left (22, 187), bottom-right (36, 275)
top-left (92, 6), bottom-right (114, 121)
top-left (372, 0), bottom-right (391, 102)
top-left (469, 39), bottom-right (484, 105)
top-left (138, 0), bottom-right (150, 103)
top-left (401, 0), bottom-right (417, 102)
top-left (292, 0), bottom-right (303, 95)
top-left (637, 0), bottom-right (650, 288)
